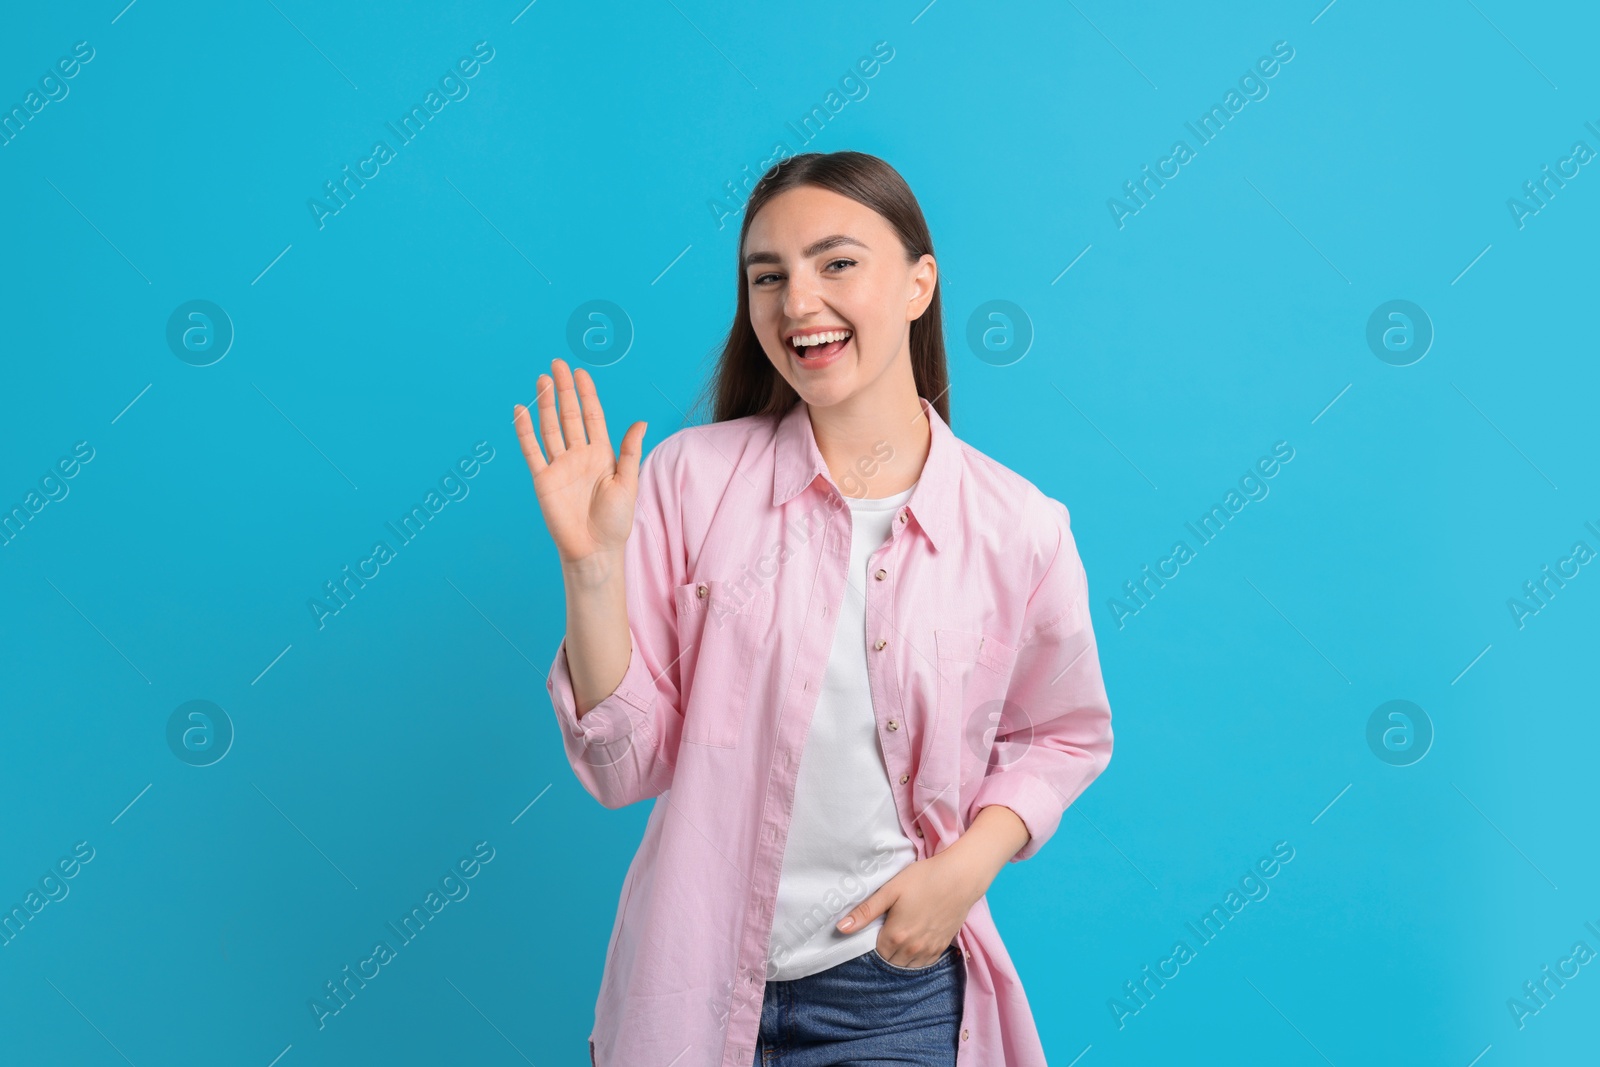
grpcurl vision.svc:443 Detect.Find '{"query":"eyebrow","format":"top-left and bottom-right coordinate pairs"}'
top-left (743, 234), bottom-right (868, 269)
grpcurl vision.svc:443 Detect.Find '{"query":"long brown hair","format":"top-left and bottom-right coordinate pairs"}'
top-left (689, 151), bottom-right (950, 428)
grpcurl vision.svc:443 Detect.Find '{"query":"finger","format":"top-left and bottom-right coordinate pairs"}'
top-left (616, 420), bottom-right (647, 495)
top-left (513, 402), bottom-right (547, 478)
top-left (550, 358), bottom-right (588, 451)
top-left (533, 372), bottom-right (565, 460)
top-left (837, 884), bottom-right (894, 933)
top-left (571, 366), bottom-right (612, 458)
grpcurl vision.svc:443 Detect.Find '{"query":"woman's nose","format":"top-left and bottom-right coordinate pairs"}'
top-left (782, 269), bottom-right (823, 318)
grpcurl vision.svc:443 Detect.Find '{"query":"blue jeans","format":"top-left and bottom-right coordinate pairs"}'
top-left (753, 945), bottom-right (966, 1066)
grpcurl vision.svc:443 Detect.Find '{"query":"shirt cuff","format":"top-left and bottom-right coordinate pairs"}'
top-left (968, 771), bottom-right (1068, 863)
top-left (546, 632), bottom-right (658, 751)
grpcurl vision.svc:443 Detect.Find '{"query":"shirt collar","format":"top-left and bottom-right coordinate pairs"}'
top-left (771, 395), bottom-right (960, 552)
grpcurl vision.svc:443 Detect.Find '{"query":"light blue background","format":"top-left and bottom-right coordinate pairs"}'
top-left (2, 1), bottom-right (1596, 1064)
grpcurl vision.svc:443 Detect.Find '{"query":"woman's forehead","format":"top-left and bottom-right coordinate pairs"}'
top-left (745, 189), bottom-right (885, 252)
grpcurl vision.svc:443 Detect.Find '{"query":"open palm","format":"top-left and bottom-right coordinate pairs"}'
top-left (514, 359), bottom-right (647, 565)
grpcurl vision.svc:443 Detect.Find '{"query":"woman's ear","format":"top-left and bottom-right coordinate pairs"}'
top-left (906, 253), bottom-right (938, 321)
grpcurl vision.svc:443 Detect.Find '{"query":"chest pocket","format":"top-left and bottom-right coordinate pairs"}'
top-left (674, 579), bottom-right (773, 748)
top-left (929, 628), bottom-right (1019, 788)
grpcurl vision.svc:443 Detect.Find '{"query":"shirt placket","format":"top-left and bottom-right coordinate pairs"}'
top-left (727, 496), bottom-right (856, 1066)
top-left (869, 504), bottom-right (977, 1057)
top-left (865, 504), bottom-right (920, 852)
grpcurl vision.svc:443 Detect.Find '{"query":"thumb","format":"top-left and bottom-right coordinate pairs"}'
top-left (837, 882), bottom-right (897, 933)
top-left (615, 421), bottom-right (647, 493)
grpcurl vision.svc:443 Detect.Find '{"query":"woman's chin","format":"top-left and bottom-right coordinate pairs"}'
top-left (790, 378), bottom-right (857, 410)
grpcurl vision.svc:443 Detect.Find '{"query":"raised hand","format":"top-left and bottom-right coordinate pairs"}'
top-left (514, 358), bottom-right (647, 565)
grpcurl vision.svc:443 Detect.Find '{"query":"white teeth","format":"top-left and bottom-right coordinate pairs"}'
top-left (791, 330), bottom-right (850, 349)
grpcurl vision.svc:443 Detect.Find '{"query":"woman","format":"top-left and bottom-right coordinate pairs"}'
top-left (515, 151), bottom-right (1114, 1067)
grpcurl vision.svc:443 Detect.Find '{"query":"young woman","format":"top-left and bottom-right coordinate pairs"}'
top-left (516, 151), bottom-right (1114, 1067)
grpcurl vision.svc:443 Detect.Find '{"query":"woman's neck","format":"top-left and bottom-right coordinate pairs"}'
top-left (806, 383), bottom-right (931, 500)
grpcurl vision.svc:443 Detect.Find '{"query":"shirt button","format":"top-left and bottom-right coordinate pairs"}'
top-left (915, 825), bottom-right (924, 837)
top-left (898, 510), bottom-right (907, 523)
top-left (696, 583), bottom-right (708, 598)
top-left (874, 568), bottom-right (886, 580)
top-left (961, 1028), bottom-right (969, 1042)
top-left (874, 639), bottom-right (887, 651)
top-left (899, 774), bottom-right (909, 784)
top-left (886, 720), bottom-right (898, 731)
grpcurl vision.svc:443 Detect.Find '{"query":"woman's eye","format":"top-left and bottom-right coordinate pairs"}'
top-left (749, 260), bottom-right (852, 286)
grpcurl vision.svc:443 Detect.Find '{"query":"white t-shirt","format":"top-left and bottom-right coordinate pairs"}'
top-left (765, 480), bottom-right (922, 981)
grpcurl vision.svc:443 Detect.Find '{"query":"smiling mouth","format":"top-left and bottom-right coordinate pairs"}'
top-left (788, 329), bottom-right (852, 360)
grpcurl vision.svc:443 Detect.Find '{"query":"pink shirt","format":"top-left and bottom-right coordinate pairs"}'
top-left (546, 395), bottom-right (1115, 1067)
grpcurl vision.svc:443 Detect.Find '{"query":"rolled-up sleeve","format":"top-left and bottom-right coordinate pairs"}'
top-left (545, 451), bottom-right (684, 809)
top-left (966, 498), bottom-right (1114, 862)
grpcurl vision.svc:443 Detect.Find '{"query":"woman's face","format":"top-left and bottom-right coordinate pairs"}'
top-left (743, 184), bottom-right (936, 411)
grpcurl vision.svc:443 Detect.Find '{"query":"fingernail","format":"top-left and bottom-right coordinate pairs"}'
top-left (838, 917), bottom-right (853, 931)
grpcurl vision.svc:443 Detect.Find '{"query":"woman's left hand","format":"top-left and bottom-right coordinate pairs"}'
top-left (834, 848), bottom-right (988, 970)
top-left (834, 804), bottom-right (1031, 969)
